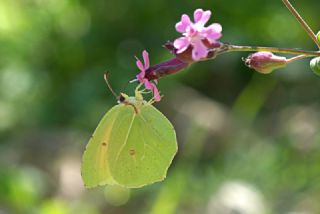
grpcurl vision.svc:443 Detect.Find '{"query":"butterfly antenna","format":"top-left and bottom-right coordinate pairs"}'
top-left (104, 71), bottom-right (118, 99)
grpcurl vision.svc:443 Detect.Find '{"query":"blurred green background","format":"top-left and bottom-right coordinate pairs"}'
top-left (1, 0), bottom-right (320, 213)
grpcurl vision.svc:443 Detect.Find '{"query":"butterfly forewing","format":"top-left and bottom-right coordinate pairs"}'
top-left (81, 105), bottom-right (120, 188)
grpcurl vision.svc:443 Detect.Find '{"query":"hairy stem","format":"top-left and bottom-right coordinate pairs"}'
top-left (282, 0), bottom-right (320, 49)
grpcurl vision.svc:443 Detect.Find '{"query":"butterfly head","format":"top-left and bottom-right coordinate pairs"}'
top-left (118, 93), bottom-right (129, 104)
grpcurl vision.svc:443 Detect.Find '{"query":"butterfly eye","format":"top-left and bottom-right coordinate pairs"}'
top-left (118, 95), bottom-right (125, 103)
top-left (118, 93), bottom-right (129, 104)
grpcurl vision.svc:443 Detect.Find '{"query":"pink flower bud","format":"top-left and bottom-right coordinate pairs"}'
top-left (244, 52), bottom-right (288, 74)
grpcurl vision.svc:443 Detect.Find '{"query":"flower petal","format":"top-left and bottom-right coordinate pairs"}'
top-left (194, 9), bottom-right (211, 27)
top-left (173, 37), bottom-right (190, 54)
top-left (204, 23), bottom-right (222, 42)
top-left (142, 50), bottom-right (149, 69)
top-left (136, 71), bottom-right (145, 83)
top-left (198, 10), bottom-right (211, 26)
top-left (206, 23), bottom-right (222, 33)
top-left (144, 79), bottom-right (153, 90)
top-left (136, 58), bottom-right (145, 72)
top-left (192, 40), bottom-right (208, 61)
top-left (142, 79), bottom-right (161, 102)
top-left (175, 14), bottom-right (191, 33)
top-left (194, 9), bottom-right (204, 22)
top-left (151, 83), bottom-right (161, 102)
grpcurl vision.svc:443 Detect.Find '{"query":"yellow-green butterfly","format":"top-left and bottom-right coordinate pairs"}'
top-left (81, 77), bottom-right (177, 188)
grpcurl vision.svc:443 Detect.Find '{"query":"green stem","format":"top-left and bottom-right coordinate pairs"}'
top-left (282, 0), bottom-right (320, 49)
top-left (224, 44), bottom-right (320, 56)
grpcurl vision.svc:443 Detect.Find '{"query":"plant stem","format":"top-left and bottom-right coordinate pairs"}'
top-left (224, 44), bottom-right (320, 57)
top-left (282, 0), bottom-right (320, 49)
top-left (287, 54), bottom-right (309, 63)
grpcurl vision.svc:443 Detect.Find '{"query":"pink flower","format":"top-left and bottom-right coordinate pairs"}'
top-left (174, 9), bottom-right (222, 61)
top-left (136, 50), bottom-right (161, 102)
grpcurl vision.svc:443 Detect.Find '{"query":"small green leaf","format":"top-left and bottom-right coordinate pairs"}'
top-left (310, 57), bottom-right (320, 76)
top-left (81, 94), bottom-right (177, 188)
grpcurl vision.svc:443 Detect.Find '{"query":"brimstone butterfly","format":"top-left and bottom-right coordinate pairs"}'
top-left (81, 86), bottom-right (177, 188)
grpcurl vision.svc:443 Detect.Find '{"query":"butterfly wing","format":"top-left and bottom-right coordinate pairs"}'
top-left (107, 104), bottom-right (178, 188)
top-left (81, 105), bottom-right (122, 188)
top-left (82, 103), bottom-right (177, 188)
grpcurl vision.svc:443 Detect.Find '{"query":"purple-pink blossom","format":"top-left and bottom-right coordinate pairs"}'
top-left (136, 50), bottom-right (161, 102)
top-left (174, 8), bottom-right (222, 61)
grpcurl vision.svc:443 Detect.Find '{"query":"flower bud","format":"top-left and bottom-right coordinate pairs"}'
top-left (310, 57), bottom-right (320, 76)
top-left (244, 52), bottom-right (288, 74)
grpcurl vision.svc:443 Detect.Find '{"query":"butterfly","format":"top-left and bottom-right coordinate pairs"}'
top-left (81, 74), bottom-right (177, 188)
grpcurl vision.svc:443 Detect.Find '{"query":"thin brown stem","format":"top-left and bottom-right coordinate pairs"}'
top-left (282, 0), bottom-right (320, 49)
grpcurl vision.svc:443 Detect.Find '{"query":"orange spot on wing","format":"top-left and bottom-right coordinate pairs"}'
top-left (129, 149), bottom-right (136, 156)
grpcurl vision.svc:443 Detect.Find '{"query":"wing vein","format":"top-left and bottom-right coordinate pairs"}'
top-left (139, 111), bottom-right (168, 159)
top-left (115, 111), bottom-right (136, 162)
top-left (139, 113), bottom-right (167, 141)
